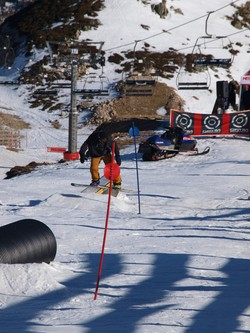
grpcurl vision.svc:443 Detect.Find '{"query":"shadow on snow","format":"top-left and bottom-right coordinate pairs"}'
top-left (0, 253), bottom-right (249, 332)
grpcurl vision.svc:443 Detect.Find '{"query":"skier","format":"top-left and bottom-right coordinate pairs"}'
top-left (79, 131), bottom-right (122, 188)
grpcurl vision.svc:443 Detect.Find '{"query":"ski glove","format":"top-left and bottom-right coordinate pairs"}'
top-left (115, 155), bottom-right (121, 166)
top-left (80, 154), bottom-right (88, 163)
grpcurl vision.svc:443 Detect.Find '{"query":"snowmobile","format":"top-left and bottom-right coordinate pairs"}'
top-left (138, 126), bottom-right (208, 161)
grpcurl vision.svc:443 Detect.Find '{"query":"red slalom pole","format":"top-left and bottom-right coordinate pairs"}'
top-left (94, 142), bottom-right (116, 300)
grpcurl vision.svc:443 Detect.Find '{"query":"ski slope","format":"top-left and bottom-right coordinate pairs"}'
top-left (0, 0), bottom-right (249, 332)
top-left (0, 135), bottom-right (249, 333)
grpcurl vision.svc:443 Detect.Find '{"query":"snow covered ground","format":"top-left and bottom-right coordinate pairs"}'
top-left (0, 134), bottom-right (249, 333)
top-left (0, 1), bottom-right (249, 332)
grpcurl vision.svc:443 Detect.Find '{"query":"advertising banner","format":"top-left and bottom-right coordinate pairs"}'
top-left (170, 110), bottom-right (250, 136)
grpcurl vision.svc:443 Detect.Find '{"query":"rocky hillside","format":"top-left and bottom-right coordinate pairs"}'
top-left (0, 0), bottom-right (35, 25)
top-left (0, 0), bottom-right (250, 132)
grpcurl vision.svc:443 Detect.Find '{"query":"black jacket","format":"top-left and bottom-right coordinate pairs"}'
top-left (241, 90), bottom-right (250, 110)
top-left (79, 131), bottom-right (120, 159)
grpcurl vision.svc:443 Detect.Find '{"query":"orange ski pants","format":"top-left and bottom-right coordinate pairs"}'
top-left (90, 154), bottom-right (122, 184)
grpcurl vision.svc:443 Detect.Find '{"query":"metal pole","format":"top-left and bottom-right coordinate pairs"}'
top-left (68, 62), bottom-right (78, 153)
top-left (94, 142), bottom-right (116, 300)
top-left (132, 123), bottom-right (141, 214)
top-left (129, 123), bottom-right (141, 214)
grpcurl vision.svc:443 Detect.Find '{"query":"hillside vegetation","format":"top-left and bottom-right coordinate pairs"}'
top-left (0, 0), bottom-right (249, 133)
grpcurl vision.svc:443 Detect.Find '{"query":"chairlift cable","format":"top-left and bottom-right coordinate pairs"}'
top-left (104, 0), bottom-right (242, 53)
top-left (176, 28), bottom-right (249, 52)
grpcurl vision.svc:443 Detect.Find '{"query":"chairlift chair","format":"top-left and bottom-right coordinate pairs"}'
top-left (192, 36), bottom-right (234, 68)
top-left (191, 11), bottom-right (234, 68)
top-left (176, 66), bottom-right (211, 90)
top-left (122, 67), bottom-right (156, 96)
top-left (0, 66), bottom-right (20, 85)
top-left (176, 11), bottom-right (234, 91)
top-left (76, 72), bottom-right (109, 98)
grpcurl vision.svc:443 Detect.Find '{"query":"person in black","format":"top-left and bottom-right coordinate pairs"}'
top-left (241, 88), bottom-right (250, 110)
top-left (79, 131), bottom-right (122, 187)
top-left (161, 126), bottom-right (184, 150)
top-left (228, 80), bottom-right (239, 110)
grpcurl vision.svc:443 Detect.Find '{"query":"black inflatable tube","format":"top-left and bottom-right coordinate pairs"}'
top-left (0, 219), bottom-right (57, 264)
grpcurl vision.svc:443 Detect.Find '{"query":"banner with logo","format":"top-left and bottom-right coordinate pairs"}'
top-left (170, 109), bottom-right (250, 136)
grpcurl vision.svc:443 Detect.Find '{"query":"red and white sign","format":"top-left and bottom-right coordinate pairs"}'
top-left (240, 70), bottom-right (250, 85)
top-left (170, 109), bottom-right (250, 136)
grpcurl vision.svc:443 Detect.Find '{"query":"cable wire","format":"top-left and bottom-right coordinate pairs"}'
top-left (176, 28), bottom-right (249, 52)
top-left (104, 0), bottom-right (243, 52)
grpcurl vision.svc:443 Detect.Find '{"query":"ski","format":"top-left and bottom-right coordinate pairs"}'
top-left (71, 182), bottom-right (136, 194)
top-left (179, 146), bottom-right (210, 156)
top-left (71, 175), bottom-right (109, 195)
top-left (142, 146), bottom-right (210, 161)
top-left (92, 184), bottom-right (136, 193)
top-left (71, 182), bottom-right (93, 187)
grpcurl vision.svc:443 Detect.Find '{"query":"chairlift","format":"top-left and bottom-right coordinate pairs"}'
top-left (1, 39), bottom-right (15, 70)
top-left (0, 36), bottom-right (21, 84)
top-left (191, 12), bottom-right (234, 67)
top-left (124, 75), bottom-right (156, 96)
top-left (76, 72), bottom-right (109, 98)
top-left (176, 12), bottom-right (233, 90)
top-left (191, 36), bottom-right (234, 67)
top-left (176, 66), bottom-right (211, 90)
top-left (0, 66), bottom-right (20, 85)
top-left (122, 40), bottom-right (157, 97)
